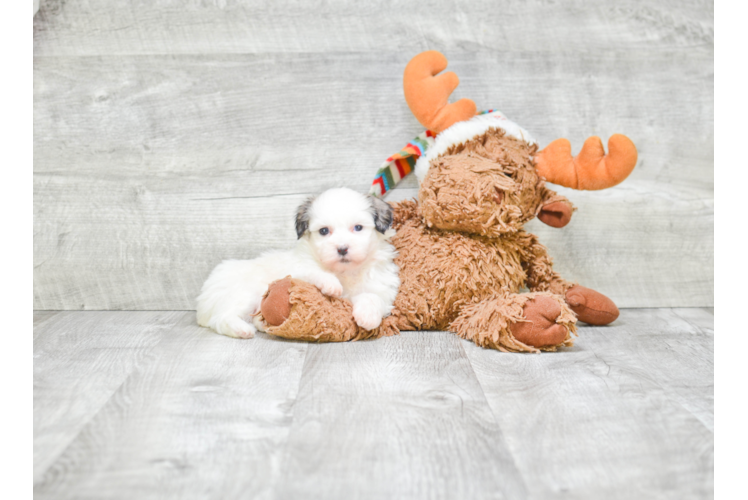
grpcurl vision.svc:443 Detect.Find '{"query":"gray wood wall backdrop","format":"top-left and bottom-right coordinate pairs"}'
top-left (33, 0), bottom-right (714, 311)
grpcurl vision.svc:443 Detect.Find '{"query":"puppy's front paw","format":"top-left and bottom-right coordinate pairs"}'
top-left (314, 274), bottom-right (343, 298)
top-left (352, 298), bottom-right (383, 331)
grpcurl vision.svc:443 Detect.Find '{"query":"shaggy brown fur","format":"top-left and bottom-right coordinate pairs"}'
top-left (388, 198), bottom-right (577, 352)
top-left (259, 277), bottom-right (398, 342)
top-left (420, 129), bottom-right (564, 236)
top-left (383, 129), bottom-right (579, 351)
top-left (260, 127), bottom-right (621, 352)
top-left (452, 292), bottom-right (576, 353)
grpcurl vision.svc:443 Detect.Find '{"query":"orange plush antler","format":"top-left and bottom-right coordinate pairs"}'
top-left (535, 134), bottom-right (638, 190)
top-left (403, 51), bottom-right (477, 134)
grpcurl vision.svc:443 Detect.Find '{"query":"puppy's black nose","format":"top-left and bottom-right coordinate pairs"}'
top-left (337, 246), bottom-right (349, 256)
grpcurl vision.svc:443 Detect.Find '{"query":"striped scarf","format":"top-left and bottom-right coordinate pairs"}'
top-left (370, 110), bottom-right (496, 198)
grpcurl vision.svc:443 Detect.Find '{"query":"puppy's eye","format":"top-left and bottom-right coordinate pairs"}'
top-left (319, 227), bottom-right (330, 236)
top-left (354, 225), bottom-right (363, 232)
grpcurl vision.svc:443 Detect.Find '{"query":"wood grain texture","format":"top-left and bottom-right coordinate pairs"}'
top-left (33, 47), bottom-right (713, 309)
top-left (274, 331), bottom-right (527, 500)
top-left (463, 307), bottom-right (714, 499)
top-left (33, 0), bottom-right (713, 56)
top-left (34, 311), bottom-right (62, 343)
top-left (34, 309), bottom-right (713, 499)
top-left (33, 311), bottom-right (185, 480)
top-left (34, 312), bottom-right (308, 500)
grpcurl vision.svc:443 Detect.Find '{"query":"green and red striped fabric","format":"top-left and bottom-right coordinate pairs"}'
top-left (370, 110), bottom-right (496, 197)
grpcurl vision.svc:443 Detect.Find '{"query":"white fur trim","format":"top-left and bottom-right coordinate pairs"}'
top-left (414, 111), bottom-right (536, 183)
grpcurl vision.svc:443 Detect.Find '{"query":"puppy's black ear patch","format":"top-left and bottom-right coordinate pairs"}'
top-left (295, 197), bottom-right (314, 239)
top-left (368, 195), bottom-right (393, 234)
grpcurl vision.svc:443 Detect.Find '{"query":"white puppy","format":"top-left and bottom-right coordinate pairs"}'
top-left (196, 187), bottom-right (400, 338)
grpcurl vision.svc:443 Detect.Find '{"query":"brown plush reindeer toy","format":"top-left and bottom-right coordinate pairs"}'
top-left (259, 51), bottom-right (638, 353)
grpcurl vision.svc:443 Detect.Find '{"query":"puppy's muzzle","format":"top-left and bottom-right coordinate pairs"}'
top-left (337, 246), bottom-right (349, 256)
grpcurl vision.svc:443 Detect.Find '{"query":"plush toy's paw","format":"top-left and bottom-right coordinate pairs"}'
top-left (565, 285), bottom-right (619, 325)
top-left (352, 296), bottom-right (383, 331)
top-left (509, 296), bottom-right (569, 348)
top-left (261, 277), bottom-right (293, 327)
top-left (313, 274), bottom-right (344, 298)
top-left (216, 316), bottom-right (257, 339)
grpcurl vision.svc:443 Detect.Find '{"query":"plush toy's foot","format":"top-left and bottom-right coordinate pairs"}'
top-left (451, 291), bottom-right (577, 353)
top-left (565, 285), bottom-right (619, 325)
top-left (258, 277), bottom-right (398, 342)
top-left (261, 277), bottom-right (293, 327)
top-left (509, 296), bottom-right (569, 348)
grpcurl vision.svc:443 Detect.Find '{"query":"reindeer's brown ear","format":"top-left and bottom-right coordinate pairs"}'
top-left (538, 201), bottom-right (572, 228)
top-left (538, 197), bottom-right (574, 228)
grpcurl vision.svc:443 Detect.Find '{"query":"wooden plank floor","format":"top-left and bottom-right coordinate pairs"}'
top-left (34, 308), bottom-right (713, 500)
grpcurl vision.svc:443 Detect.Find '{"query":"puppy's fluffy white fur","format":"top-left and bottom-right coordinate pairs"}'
top-left (196, 187), bottom-right (400, 339)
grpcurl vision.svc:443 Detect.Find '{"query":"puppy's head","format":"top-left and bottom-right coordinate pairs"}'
top-left (295, 187), bottom-right (393, 273)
